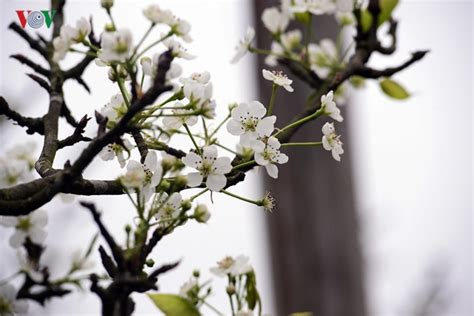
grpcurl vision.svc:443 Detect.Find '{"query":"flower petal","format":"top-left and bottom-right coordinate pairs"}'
top-left (187, 172), bottom-right (203, 187)
top-left (206, 174), bottom-right (227, 191)
top-left (265, 163), bottom-right (279, 179)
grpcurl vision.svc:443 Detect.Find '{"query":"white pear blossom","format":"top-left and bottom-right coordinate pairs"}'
top-left (231, 27), bottom-right (255, 64)
top-left (194, 204), bottom-right (210, 223)
top-left (0, 209), bottom-right (48, 248)
top-left (154, 192), bottom-right (182, 223)
top-left (322, 122), bottom-right (344, 161)
top-left (162, 102), bottom-right (198, 130)
top-left (100, 93), bottom-right (128, 124)
top-left (179, 278), bottom-right (197, 298)
top-left (226, 101), bottom-right (276, 150)
top-left (6, 142), bottom-right (37, 169)
top-left (321, 90), bottom-right (343, 122)
top-left (290, 0), bottom-right (336, 15)
top-left (336, 0), bottom-right (354, 13)
top-left (180, 72), bottom-right (213, 106)
top-left (262, 69), bottom-right (294, 92)
top-left (182, 146), bottom-right (232, 191)
top-left (121, 151), bottom-right (163, 202)
top-left (163, 37), bottom-right (194, 60)
top-left (308, 39), bottom-right (339, 79)
top-left (52, 36), bottom-right (70, 62)
top-left (99, 139), bottom-right (133, 168)
top-left (261, 7), bottom-right (289, 34)
top-left (254, 136), bottom-right (289, 179)
top-left (171, 19), bottom-right (192, 43)
top-left (210, 255), bottom-right (253, 277)
top-left (0, 159), bottom-right (31, 188)
top-left (0, 283), bottom-right (28, 315)
top-left (98, 29), bottom-right (133, 63)
top-left (66, 17), bottom-right (91, 43)
top-left (143, 4), bottom-right (175, 25)
top-left (281, 29), bottom-right (303, 50)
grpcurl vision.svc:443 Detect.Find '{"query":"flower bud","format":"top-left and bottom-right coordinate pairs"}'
top-left (226, 284), bottom-right (236, 295)
top-left (181, 199), bottom-right (192, 212)
top-left (146, 259), bottom-right (155, 267)
top-left (194, 204), bottom-right (210, 223)
top-left (192, 270), bottom-right (200, 278)
top-left (101, 0), bottom-right (114, 10)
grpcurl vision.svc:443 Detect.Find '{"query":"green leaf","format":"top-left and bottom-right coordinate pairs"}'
top-left (379, 78), bottom-right (410, 100)
top-left (290, 313), bottom-right (313, 316)
top-left (148, 294), bottom-right (201, 316)
top-left (360, 10), bottom-right (373, 33)
top-left (245, 272), bottom-right (259, 310)
top-left (378, 0), bottom-right (399, 26)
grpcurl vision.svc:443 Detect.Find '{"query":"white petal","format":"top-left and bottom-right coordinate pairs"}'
top-left (322, 136), bottom-right (332, 151)
top-left (13, 300), bottom-right (29, 314)
top-left (144, 151), bottom-right (158, 171)
top-left (254, 152), bottom-right (269, 166)
top-left (276, 153), bottom-right (289, 164)
top-left (29, 228), bottom-right (47, 244)
top-left (202, 146), bottom-right (218, 160)
top-left (248, 101), bottom-right (267, 118)
top-left (213, 157), bottom-right (232, 174)
top-left (231, 103), bottom-right (249, 120)
top-left (182, 152), bottom-right (202, 168)
top-left (256, 116), bottom-right (276, 137)
top-left (265, 163), bottom-right (279, 178)
top-left (206, 174), bottom-right (227, 191)
top-left (30, 210), bottom-right (48, 227)
top-left (9, 231), bottom-right (26, 248)
top-left (0, 216), bottom-right (18, 227)
top-left (262, 69), bottom-right (275, 81)
top-left (227, 119), bottom-right (244, 136)
top-left (187, 172), bottom-right (203, 187)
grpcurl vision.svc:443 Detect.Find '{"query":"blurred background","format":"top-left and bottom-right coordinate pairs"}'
top-left (0, 0), bottom-right (472, 315)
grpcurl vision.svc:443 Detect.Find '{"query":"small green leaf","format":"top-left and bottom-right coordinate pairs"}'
top-left (245, 271), bottom-right (259, 310)
top-left (379, 78), bottom-right (410, 100)
top-left (148, 294), bottom-right (201, 316)
top-left (360, 10), bottom-right (373, 33)
top-left (290, 313), bottom-right (313, 316)
top-left (378, 0), bottom-right (399, 26)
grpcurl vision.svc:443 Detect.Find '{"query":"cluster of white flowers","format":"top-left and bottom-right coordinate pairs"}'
top-left (0, 209), bottom-right (48, 248)
top-left (53, 17), bottom-right (91, 62)
top-left (98, 29), bottom-right (133, 63)
top-left (320, 91), bottom-right (344, 161)
top-left (0, 142), bottom-right (36, 188)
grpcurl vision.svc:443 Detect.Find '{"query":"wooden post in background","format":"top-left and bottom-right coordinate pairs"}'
top-left (253, 2), bottom-right (367, 315)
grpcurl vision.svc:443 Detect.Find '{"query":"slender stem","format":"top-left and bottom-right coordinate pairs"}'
top-left (134, 31), bottom-right (173, 61)
top-left (106, 9), bottom-right (117, 30)
top-left (274, 107), bottom-right (324, 138)
top-left (231, 160), bottom-right (255, 172)
top-left (184, 123), bottom-right (201, 155)
top-left (209, 113), bottom-right (231, 139)
top-left (202, 117), bottom-right (209, 146)
top-left (281, 141), bottom-right (322, 147)
top-left (132, 23), bottom-right (155, 59)
top-left (190, 188), bottom-right (209, 201)
top-left (267, 84), bottom-right (278, 115)
top-left (200, 300), bottom-right (224, 316)
top-left (227, 292), bottom-right (236, 316)
top-left (116, 76), bottom-right (130, 107)
top-left (221, 190), bottom-right (261, 206)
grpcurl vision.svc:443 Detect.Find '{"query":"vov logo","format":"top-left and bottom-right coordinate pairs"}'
top-left (16, 10), bottom-right (56, 29)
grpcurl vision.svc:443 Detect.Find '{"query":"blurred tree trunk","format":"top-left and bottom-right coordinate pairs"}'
top-left (253, 2), bottom-right (367, 315)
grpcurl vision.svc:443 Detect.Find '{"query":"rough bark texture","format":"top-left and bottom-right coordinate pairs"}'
top-left (254, 2), bottom-right (367, 315)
